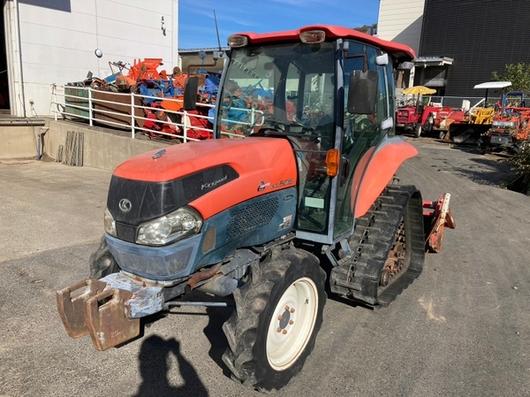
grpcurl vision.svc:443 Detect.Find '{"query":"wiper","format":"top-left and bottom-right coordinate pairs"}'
top-left (256, 121), bottom-right (319, 141)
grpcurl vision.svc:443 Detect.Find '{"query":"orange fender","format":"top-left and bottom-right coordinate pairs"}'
top-left (351, 137), bottom-right (418, 218)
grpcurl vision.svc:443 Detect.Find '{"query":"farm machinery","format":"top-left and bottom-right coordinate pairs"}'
top-left (65, 57), bottom-right (220, 140)
top-left (477, 91), bottom-right (530, 154)
top-left (397, 81), bottom-right (518, 145)
top-left (56, 25), bottom-right (455, 392)
top-left (442, 81), bottom-right (513, 143)
top-left (396, 85), bottom-right (437, 137)
top-left (396, 96), bottom-right (468, 139)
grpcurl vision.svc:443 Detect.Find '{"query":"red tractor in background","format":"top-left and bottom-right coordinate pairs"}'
top-left (56, 25), bottom-right (455, 392)
top-left (398, 82), bottom-right (518, 145)
top-left (396, 99), bottom-right (468, 139)
top-left (396, 85), bottom-right (436, 137)
top-left (396, 85), bottom-right (468, 139)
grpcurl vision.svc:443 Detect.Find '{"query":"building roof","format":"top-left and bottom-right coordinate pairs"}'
top-left (473, 81), bottom-right (512, 90)
top-left (178, 47), bottom-right (229, 53)
top-left (414, 56), bottom-right (453, 66)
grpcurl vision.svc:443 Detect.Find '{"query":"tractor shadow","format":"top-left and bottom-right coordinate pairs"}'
top-left (204, 305), bottom-right (233, 378)
top-left (404, 134), bottom-right (515, 188)
top-left (134, 334), bottom-right (209, 397)
top-left (433, 146), bottom-right (513, 187)
top-left (161, 290), bottom-right (234, 380)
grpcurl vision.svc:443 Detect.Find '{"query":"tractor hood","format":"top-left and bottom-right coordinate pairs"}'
top-left (109, 137), bottom-right (298, 222)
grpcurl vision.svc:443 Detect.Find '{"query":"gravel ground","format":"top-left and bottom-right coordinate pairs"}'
top-left (0, 138), bottom-right (529, 397)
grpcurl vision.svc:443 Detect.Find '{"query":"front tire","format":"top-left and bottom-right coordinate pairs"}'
top-left (222, 248), bottom-right (326, 392)
top-left (89, 235), bottom-right (119, 279)
top-left (415, 124), bottom-right (422, 138)
top-left (477, 137), bottom-right (489, 155)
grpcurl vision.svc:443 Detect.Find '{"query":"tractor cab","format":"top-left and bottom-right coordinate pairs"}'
top-left (199, 28), bottom-right (401, 245)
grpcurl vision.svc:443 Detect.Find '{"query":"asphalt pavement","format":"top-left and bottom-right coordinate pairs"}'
top-left (1, 139), bottom-right (529, 397)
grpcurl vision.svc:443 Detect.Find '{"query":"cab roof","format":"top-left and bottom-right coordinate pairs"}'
top-left (231, 25), bottom-right (416, 62)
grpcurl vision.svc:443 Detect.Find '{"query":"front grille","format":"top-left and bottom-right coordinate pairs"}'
top-left (226, 197), bottom-right (279, 240)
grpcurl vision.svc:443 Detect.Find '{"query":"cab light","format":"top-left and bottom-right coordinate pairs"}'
top-left (299, 30), bottom-right (326, 44)
top-left (228, 35), bottom-right (248, 48)
top-left (326, 149), bottom-right (340, 177)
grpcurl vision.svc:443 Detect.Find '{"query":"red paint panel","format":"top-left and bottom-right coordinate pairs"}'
top-left (352, 141), bottom-right (418, 219)
top-left (234, 25), bottom-right (415, 61)
top-left (113, 138), bottom-right (298, 219)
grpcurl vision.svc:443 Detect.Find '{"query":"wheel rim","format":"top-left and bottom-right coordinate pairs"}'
top-left (266, 277), bottom-right (319, 371)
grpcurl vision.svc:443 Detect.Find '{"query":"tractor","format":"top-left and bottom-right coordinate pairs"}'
top-left (445, 81), bottom-right (512, 143)
top-left (395, 85), bottom-right (436, 137)
top-left (477, 91), bottom-right (530, 154)
top-left (56, 25), bottom-right (455, 392)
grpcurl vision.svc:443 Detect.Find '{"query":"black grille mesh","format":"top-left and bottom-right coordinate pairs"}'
top-left (226, 197), bottom-right (279, 240)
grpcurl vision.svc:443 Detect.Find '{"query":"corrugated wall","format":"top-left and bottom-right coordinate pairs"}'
top-left (420, 0), bottom-right (530, 96)
top-left (377, 0), bottom-right (425, 53)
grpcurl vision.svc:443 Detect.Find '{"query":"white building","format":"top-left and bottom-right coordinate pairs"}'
top-left (2, 0), bottom-right (179, 117)
top-left (376, 0), bottom-right (425, 54)
top-left (376, 0), bottom-right (427, 89)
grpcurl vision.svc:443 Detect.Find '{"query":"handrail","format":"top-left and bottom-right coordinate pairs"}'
top-left (51, 84), bottom-right (267, 142)
top-left (50, 84), bottom-right (215, 143)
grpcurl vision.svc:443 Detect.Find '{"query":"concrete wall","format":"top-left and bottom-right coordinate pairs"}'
top-left (44, 119), bottom-right (169, 171)
top-left (0, 123), bottom-right (47, 159)
top-left (0, 119), bottom-right (169, 171)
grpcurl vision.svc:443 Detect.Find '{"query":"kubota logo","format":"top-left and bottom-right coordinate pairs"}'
top-left (119, 199), bottom-right (132, 212)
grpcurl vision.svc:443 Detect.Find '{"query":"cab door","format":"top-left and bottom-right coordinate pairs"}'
top-left (333, 42), bottom-right (394, 239)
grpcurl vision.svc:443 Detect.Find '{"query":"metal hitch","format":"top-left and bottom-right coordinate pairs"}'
top-left (56, 279), bottom-right (140, 351)
top-left (423, 193), bottom-right (456, 253)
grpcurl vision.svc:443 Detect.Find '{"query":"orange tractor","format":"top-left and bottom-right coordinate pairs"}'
top-left (56, 25), bottom-right (455, 392)
top-left (477, 91), bottom-right (530, 154)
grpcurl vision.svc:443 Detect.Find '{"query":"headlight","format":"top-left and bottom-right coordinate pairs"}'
top-left (136, 206), bottom-right (203, 246)
top-left (104, 208), bottom-right (117, 237)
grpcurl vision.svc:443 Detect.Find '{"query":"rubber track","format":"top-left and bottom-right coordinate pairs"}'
top-left (330, 185), bottom-right (425, 308)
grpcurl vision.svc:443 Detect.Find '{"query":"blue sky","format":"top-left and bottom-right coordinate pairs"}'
top-left (178, 0), bottom-right (380, 49)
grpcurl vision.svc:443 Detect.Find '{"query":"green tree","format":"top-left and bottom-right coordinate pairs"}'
top-left (493, 63), bottom-right (530, 194)
top-left (506, 141), bottom-right (530, 195)
top-left (354, 23), bottom-right (377, 34)
top-left (492, 63), bottom-right (530, 92)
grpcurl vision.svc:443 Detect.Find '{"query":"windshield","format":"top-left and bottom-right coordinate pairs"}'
top-left (217, 42), bottom-right (336, 150)
top-left (216, 42), bottom-right (337, 235)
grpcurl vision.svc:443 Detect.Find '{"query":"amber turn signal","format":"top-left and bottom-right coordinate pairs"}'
top-left (326, 149), bottom-right (340, 177)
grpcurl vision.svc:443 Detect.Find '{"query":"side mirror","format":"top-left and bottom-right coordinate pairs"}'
top-left (347, 70), bottom-right (378, 114)
top-left (376, 53), bottom-right (389, 66)
top-left (381, 116), bottom-right (393, 131)
top-left (183, 76), bottom-right (199, 110)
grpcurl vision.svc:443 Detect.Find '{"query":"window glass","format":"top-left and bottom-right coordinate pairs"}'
top-left (334, 41), bottom-right (389, 238)
top-left (218, 43), bottom-right (336, 234)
